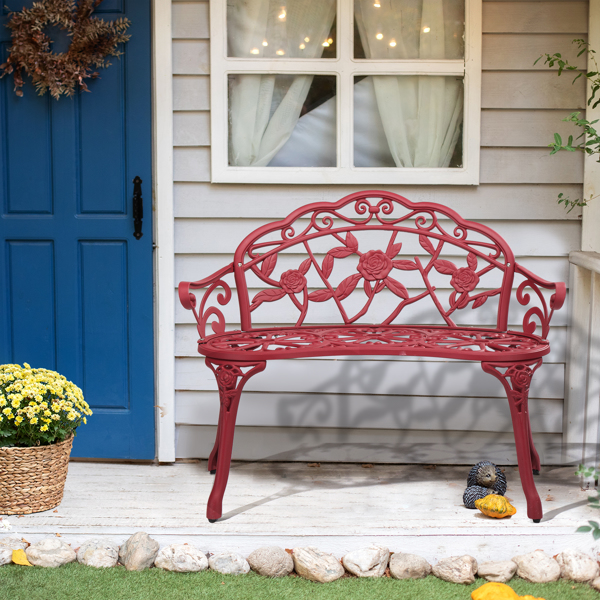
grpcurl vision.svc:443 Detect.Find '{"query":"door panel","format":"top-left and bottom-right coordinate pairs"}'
top-left (0, 0), bottom-right (154, 459)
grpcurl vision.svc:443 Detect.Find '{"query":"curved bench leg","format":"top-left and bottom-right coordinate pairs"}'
top-left (207, 407), bottom-right (222, 474)
top-left (204, 358), bottom-right (266, 522)
top-left (482, 359), bottom-right (543, 522)
top-left (528, 419), bottom-right (541, 475)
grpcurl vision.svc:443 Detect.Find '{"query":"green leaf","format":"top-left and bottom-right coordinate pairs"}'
top-left (589, 520), bottom-right (599, 528)
top-left (593, 528), bottom-right (600, 540)
top-left (577, 525), bottom-right (592, 532)
top-left (554, 133), bottom-right (563, 146)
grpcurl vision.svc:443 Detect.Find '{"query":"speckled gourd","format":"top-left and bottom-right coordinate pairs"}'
top-left (474, 494), bottom-right (517, 519)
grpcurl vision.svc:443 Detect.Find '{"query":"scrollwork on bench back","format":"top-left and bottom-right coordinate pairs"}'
top-left (514, 264), bottom-right (566, 340)
top-left (233, 191), bottom-right (519, 332)
top-left (178, 263), bottom-right (234, 340)
top-left (178, 191), bottom-right (565, 341)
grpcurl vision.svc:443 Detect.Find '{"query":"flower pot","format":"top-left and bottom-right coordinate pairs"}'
top-left (0, 435), bottom-right (73, 515)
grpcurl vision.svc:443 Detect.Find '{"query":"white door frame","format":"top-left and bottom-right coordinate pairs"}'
top-left (152, 0), bottom-right (176, 462)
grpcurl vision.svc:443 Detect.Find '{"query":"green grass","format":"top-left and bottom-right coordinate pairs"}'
top-left (0, 564), bottom-right (597, 600)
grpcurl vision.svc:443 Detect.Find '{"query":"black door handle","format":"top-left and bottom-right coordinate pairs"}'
top-left (132, 176), bottom-right (143, 240)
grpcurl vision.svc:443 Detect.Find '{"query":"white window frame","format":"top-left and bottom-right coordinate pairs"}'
top-left (210, 0), bottom-right (482, 185)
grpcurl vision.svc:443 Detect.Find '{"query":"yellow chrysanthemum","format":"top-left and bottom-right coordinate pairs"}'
top-left (14, 416), bottom-right (23, 425)
top-left (40, 425), bottom-right (48, 432)
top-left (29, 417), bottom-right (38, 425)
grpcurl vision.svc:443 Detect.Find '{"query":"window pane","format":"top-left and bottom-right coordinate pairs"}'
top-left (227, 0), bottom-right (337, 58)
top-left (354, 0), bottom-right (465, 60)
top-left (229, 74), bottom-right (337, 167)
top-left (353, 76), bottom-right (463, 168)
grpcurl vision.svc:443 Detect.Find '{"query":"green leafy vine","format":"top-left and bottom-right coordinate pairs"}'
top-left (536, 39), bottom-right (600, 212)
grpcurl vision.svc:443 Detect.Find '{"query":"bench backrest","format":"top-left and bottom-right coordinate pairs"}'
top-left (233, 191), bottom-right (516, 331)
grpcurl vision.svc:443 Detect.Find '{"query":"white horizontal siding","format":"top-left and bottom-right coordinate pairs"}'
top-left (175, 425), bottom-right (564, 464)
top-left (170, 0), bottom-right (586, 462)
top-left (176, 391), bottom-right (564, 433)
top-left (173, 183), bottom-right (583, 220)
top-left (482, 2), bottom-right (587, 32)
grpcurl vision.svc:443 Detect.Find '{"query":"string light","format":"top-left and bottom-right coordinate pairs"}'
top-left (389, 40), bottom-right (396, 47)
top-left (322, 41), bottom-right (329, 46)
top-left (423, 26), bottom-right (430, 33)
top-left (328, 38), bottom-right (333, 44)
top-left (279, 9), bottom-right (286, 19)
top-left (299, 43), bottom-right (305, 49)
top-left (276, 49), bottom-right (285, 55)
top-left (304, 37), bottom-right (310, 42)
top-left (374, 2), bottom-right (380, 6)
top-left (376, 33), bottom-right (383, 40)
top-left (250, 48), bottom-right (259, 54)
top-left (262, 40), bottom-right (268, 46)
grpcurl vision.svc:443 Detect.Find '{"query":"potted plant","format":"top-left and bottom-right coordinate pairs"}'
top-left (0, 363), bottom-right (92, 515)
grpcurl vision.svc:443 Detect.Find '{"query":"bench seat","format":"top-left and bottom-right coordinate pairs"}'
top-left (199, 325), bottom-right (550, 362)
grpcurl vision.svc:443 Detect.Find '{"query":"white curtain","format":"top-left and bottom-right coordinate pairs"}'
top-left (354, 0), bottom-right (464, 168)
top-left (227, 0), bottom-right (336, 166)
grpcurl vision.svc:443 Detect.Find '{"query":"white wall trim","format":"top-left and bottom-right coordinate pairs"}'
top-left (152, 0), bottom-right (175, 462)
top-left (582, 0), bottom-right (600, 252)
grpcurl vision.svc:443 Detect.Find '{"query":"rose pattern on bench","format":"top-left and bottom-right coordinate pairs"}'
top-left (248, 220), bottom-right (502, 328)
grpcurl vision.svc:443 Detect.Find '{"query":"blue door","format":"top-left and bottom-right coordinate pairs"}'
top-left (0, 0), bottom-right (154, 458)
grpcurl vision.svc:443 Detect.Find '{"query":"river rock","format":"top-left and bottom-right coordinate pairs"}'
top-left (292, 546), bottom-right (345, 583)
top-left (432, 555), bottom-right (478, 584)
top-left (247, 546), bottom-right (293, 577)
top-left (118, 532), bottom-right (159, 571)
top-left (342, 545), bottom-right (389, 577)
top-left (77, 539), bottom-right (119, 568)
top-left (26, 538), bottom-right (76, 568)
top-left (0, 536), bottom-right (27, 551)
top-left (155, 544), bottom-right (208, 572)
top-left (0, 536), bottom-right (27, 566)
top-left (208, 551), bottom-right (250, 575)
top-left (0, 548), bottom-right (11, 566)
top-left (389, 552), bottom-right (432, 579)
top-left (477, 560), bottom-right (517, 583)
top-left (511, 550), bottom-right (560, 583)
top-left (556, 549), bottom-right (600, 582)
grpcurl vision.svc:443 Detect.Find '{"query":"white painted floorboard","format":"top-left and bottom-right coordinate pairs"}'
top-left (6, 461), bottom-right (598, 564)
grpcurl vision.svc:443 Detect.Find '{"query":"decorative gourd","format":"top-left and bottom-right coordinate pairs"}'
top-left (471, 582), bottom-right (545, 600)
top-left (474, 494), bottom-right (517, 518)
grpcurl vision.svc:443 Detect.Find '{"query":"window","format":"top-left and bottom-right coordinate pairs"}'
top-left (210, 0), bottom-right (481, 184)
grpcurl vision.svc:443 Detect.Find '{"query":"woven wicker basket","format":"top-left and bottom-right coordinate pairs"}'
top-left (0, 436), bottom-right (73, 515)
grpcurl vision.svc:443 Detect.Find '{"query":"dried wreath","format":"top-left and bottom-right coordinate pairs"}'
top-left (0, 0), bottom-right (130, 99)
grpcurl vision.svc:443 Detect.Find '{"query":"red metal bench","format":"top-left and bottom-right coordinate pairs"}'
top-left (179, 191), bottom-right (565, 523)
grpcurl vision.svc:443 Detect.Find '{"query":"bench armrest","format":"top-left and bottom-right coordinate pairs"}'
top-left (514, 263), bottom-right (566, 339)
top-left (179, 262), bottom-right (235, 339)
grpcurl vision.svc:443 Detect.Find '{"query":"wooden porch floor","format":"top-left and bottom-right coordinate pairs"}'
top-left (6, 461), bottom-right (599, 563)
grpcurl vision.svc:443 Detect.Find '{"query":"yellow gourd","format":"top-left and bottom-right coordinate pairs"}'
top-left (475, 494), bottom-right (517, 518)
top-left (471, 582), bottom-right (545, 600)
